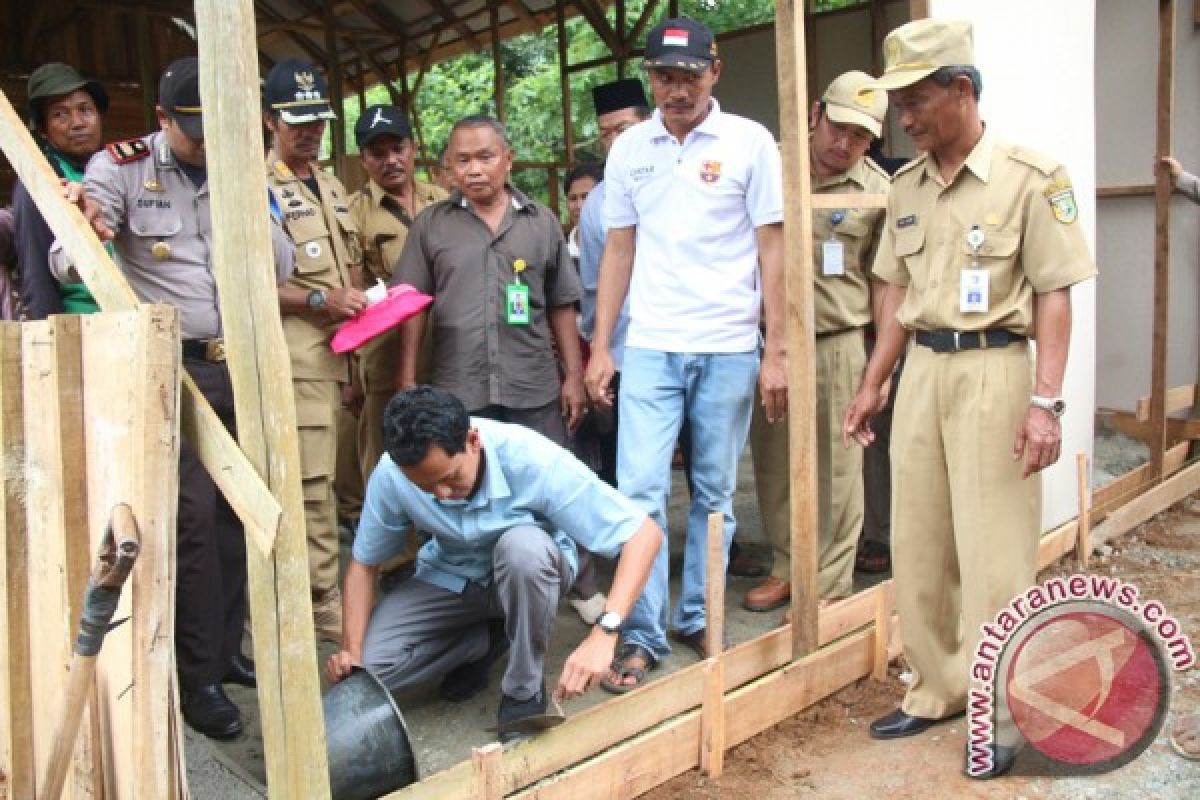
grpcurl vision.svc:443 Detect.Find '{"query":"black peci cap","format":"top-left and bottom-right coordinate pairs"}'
top-left (591, 78), bottom-right (649, 116)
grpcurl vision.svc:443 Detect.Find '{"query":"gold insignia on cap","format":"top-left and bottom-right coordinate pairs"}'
top-left (295, 71), bottom-right (316, 92)
top-left (151, 241), bottom-right (171, 260)
top-left (854, 89), bottom-right (876, 109)
top-left (144, 179), bottom-right (162, 192)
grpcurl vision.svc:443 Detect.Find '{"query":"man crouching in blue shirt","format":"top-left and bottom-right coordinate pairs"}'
top-left (326, 386), bottom-right (660, 738)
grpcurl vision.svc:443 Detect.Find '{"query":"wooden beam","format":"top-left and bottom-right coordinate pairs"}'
top-left (491, 2), bottom-right (506, 122)
top-left (700, 512), bottom-right (726, 777)
top-left (1091, 459), bottom-right (1200, 549)
top-left (575, 0), bottom-right (623, 54)
top-left (424, 0), bottom-right (482, 51)
top-left (1076, 453), bottom-right (1091, 569)
top-left (505, 0), bottom-right (537, 26)
top-left (1090, 440), bottom-right (1188, 518)
top-left (616, 0), bottom-right (627, 77)
top-left (194, 2), bottom-right (331, 797)
top-left (776, 0), bottom-right (820, 659)
top-left (871, 580), bottom-right (894, 680)
top-left (1135, 383), bottom-right (1195, 421)
top-left (325, 0), bottom-right (349, 176)
top-left (628, 0), bottom-right (663, 47)
top-left (908, 0), bottom-right (930, 18)
top-left (556, 0), bottom-right (574, 163)
top-left (810, 192), bottom-right (888, 209)
top-left (1097, 184), bottom-right (1156, 198)
top-left (0, 324), bottom-right (33, 800)
top-left (472, 742), bottom-right (504, 800)
top-left (1149, 0), bottom-right (1176, 478)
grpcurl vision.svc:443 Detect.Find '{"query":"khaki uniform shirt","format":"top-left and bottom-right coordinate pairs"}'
top-left (52, 132), bottom-right (294, 339)
top-left (813, 157), bottom-right (890, 334)
top-left (872, 128), bottom-right (1095, 335)
top-left (350, 178), bottom-right (448, 387)
top-left (395, 186), bottom-right (581, 411)
top-left (267, 151), bottom-right (362, 381)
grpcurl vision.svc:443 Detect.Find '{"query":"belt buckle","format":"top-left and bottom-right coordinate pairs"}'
top-left (952, 331), bottom-right (961, 352)
top-left (205, 339), bottom-right (226, 362)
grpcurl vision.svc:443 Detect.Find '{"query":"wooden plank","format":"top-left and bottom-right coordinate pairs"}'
top-left (809, 192), bottom-right (888, 210)
top-left (0, 323), bottom-right (33, 800)
top-left (1097, 184), bottom-right (1156, 198)
top-left (472, 743), bottom-right (503, 800)
top-left (194, 2), bottom-right (331, 796)
top-left (385, 580), bottom-right (884, 800)
top-left (0, 84), bottom-right (281, 557)
top-left (81, 307), bottom-right (182, 800)
top-left (1090, 459), bottom-right (1200, 549)
top-left (490, 2), bottom-right (506, 123)
top-left (1076, 453), bottom-right (1091, 569)
top-left (704, 512), bottom-right (725, 658)
top-left (555, 0), bottom-right (573, 163)
top-left (699, 660), bottom-right (725, 778)
top-left (872, 580), bottom-right (894, 680)
top-left (775, 0), bottom-right (820, 660)
top-left (1135, 383), bottom-right (1195, 421)
top-left (1149, 0), bottom-right (1176, 478)
top-left (506, 631), bottom-right (874, 800)
top-left (701, 512), bottom-right (726, 777)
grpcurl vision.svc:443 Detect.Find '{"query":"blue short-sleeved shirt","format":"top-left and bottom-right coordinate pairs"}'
top-left (353, 417), bottom-right (648, 593)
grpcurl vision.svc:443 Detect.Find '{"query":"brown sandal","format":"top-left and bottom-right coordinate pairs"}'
top-left (600, 643), bottom-right (656, 694)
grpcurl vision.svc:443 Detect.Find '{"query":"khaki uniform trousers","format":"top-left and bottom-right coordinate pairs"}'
top-left (295, 378), bottom-right (341, 594)
top-left (335, 403), bottom-right (364, 523)
top-left (892, 341), bottom-right (1039, 739)
top-left (750, 328), bottom-right (865, 598)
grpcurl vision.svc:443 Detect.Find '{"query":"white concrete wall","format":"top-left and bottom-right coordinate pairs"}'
top-left (1095, 0), bottom-right (1200, 413)
top-left (930, 0), bottom-right (1097, 528)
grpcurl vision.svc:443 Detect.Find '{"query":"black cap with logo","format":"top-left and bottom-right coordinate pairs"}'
top-left (354, 104), bottom-right (413, 149)
top-left (641, 17), bottom-right (718, 73)
top-left (263, 59), bottom-right (337, 125)
top-left (158, 57), bottom-right (204, 140)
top-left (26, 63), bottom-right (109, 129)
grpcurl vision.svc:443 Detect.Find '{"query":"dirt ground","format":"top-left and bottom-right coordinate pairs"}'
top-left (642, 498), bottom-right (1200, 800)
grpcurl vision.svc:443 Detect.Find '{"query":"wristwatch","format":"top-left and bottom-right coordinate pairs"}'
top-left (307, 289), bottom-right (327, 311)
top-left (597, 610), bottom-right (622, 635)
top-left (1030, 395), bottom-right (1066, 418)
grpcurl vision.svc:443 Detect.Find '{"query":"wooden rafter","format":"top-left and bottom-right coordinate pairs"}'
top-left (575, 0), bottom-right (622, 54)
top-left (423, 0), bottom-right (482, 52)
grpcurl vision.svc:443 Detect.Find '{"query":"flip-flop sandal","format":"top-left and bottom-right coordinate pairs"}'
top-left (1169, 717), bottom-right (1200, 761)
top-left (600, 643), bottom-right (656, 694)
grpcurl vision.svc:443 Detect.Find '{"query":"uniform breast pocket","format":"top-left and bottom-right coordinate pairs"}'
top-left (962, 231), bottom-right (1020, 296)
top-left (129, 210), bottom-right (183, 260)
top-left (287, 212), bottom-right (335, 275)
top-left (892, 227), bottom-right (926, 288)
top-left (335, 211), bottom-right (362, 265)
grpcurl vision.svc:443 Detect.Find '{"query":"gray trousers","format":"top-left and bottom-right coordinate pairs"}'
top-left (362, 525), bottom-right (573, 701)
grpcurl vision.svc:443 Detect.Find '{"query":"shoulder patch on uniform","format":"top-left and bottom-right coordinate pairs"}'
top-left (1044, 178), bottom-right (1078, 224)
top-left (1009, 146), bottom-right (1059, 177)
top-left (106, 138), bottom-right (150, 165)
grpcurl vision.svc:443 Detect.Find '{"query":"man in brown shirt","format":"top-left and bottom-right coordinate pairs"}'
top-left (395, 115), bottom-right (585, 442)
top-left (745, 70), bottom-right (890, 615)
top-left (842, 20), bottom-right (1095, 777)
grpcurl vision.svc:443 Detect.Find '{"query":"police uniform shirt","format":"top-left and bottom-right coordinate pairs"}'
top-left (63, 132), bottom-right (294, 339)
top-left (349, 178), bottom-right (448, 285)
top-left (872, 127), bottom-right (1095, 334)
top-left (394, 186), bottom-right (581, 412)
top-left (267, 150), bottom-right (362, 380)
top-left (813, 157), bottom-right (890, 334)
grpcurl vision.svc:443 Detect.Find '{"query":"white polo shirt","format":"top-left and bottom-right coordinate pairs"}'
top-left (603, 99), bottom-right (783, 353)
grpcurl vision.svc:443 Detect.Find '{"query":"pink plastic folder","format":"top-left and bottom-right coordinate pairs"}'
top-left (330, 284), bottom-right (433, 354)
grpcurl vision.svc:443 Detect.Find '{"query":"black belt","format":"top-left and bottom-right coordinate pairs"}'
top-left (182, 338), bottom-right (226, 363)
top-left (914, 329), bottom-right (1025, 354)
top-left (816, 325), bottom-right (864, 340)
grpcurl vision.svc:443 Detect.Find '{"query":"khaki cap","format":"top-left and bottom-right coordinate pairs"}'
top-left (869, 18), bottom-right (974, 91)
top-left (822, 71), bottom-right (887, 138)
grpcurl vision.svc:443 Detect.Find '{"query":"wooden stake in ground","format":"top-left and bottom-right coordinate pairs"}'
top-left (1149, 0), bottom-right (1176, 478)
top-left (700, 511), bottom-right (726, 778)
top-left (41, 505), bottom-right (140, 800)
top-left (1076, 453), bottom-right (1091, 569)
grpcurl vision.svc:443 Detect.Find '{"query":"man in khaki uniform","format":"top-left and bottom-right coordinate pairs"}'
top-left (264, 59), bottom-right (367, 642)
top-left (745, 71), bottom-right (890, 614)
top-left (843, 20), bottom-right (1095, 778)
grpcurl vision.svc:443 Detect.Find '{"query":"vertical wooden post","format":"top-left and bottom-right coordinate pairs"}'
top-left (556, 0), bottom-right (575, 164)
top-left (1076, 453), bottom-right (1091, 569)
top-left (134, 13), bottom-right (157, 128)
top-left (700, 512), bottom-right (726, 778)
top-left (775, 0), bottom-right (819, 660)
top-left (472, 742), bottom-right (504, 800)
top-left (908, 0), bottom-right (930, 19)
top-left (0, 324), bottom-right (33, 800)
top-left (195, 1), bottom-right (332, 797)
top-left (1149, 0), bottom-right (1176, 479)
top-left (324, 0), bottom-right (347, 177)
top-left (491, 3), bottom-right (506, 123)
top-left (547, 167), bottom-right (561, 218)
top-left (616, 0), bottom-right (628, 77)
top-left (872, 580), bottom-right (894, 680)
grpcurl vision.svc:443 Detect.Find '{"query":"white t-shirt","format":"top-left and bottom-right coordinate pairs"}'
top-left (603, 99), bottom-right (783, 353)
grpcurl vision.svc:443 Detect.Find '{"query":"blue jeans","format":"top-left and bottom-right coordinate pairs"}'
top-left (617, 347), bottom-right (759, 660)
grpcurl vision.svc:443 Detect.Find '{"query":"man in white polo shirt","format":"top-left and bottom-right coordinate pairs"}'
top-left (585, 16), bottom-right (786, 691)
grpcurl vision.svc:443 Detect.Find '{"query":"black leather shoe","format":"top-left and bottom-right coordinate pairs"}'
top-left (869, 708), bottom-right (939, 740)
top-left (222, 653), bottom-right (256, 688)
top-left (965, 743), bottom-right (1018, 779)
top-left (181, 684), bottom-right (242, 740)
top-left (496, 684), bottom-right (549, 743)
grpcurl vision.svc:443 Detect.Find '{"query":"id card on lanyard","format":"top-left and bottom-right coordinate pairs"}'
top-left (822, 210), bottom-right (846, 277)
top-left (960, 225), bottom-right (989, 314)
top-left (506, 258), bottom-right (531, 325)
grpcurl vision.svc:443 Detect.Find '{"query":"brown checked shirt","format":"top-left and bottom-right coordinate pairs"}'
top-left (394, 186), bottom-right (580, 411)
top-left (872, 127), bottom-right (1095, 335)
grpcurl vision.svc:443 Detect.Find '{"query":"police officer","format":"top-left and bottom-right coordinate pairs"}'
top-left (52, 57), bottom-right (295, 739)
top-left (264, 60), bottom-right (366, 643)
top-left (842, 20), bottom-right (1095, 778)
top-left (745, 71), bottom-right (890, 615)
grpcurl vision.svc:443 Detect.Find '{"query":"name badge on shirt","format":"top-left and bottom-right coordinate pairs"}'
top-left (822, 239), bottom-right (845, 276)
top-left (960, 269), bottom-right (989, 314)
top-left (505, 258), bottom-right (530, 325)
